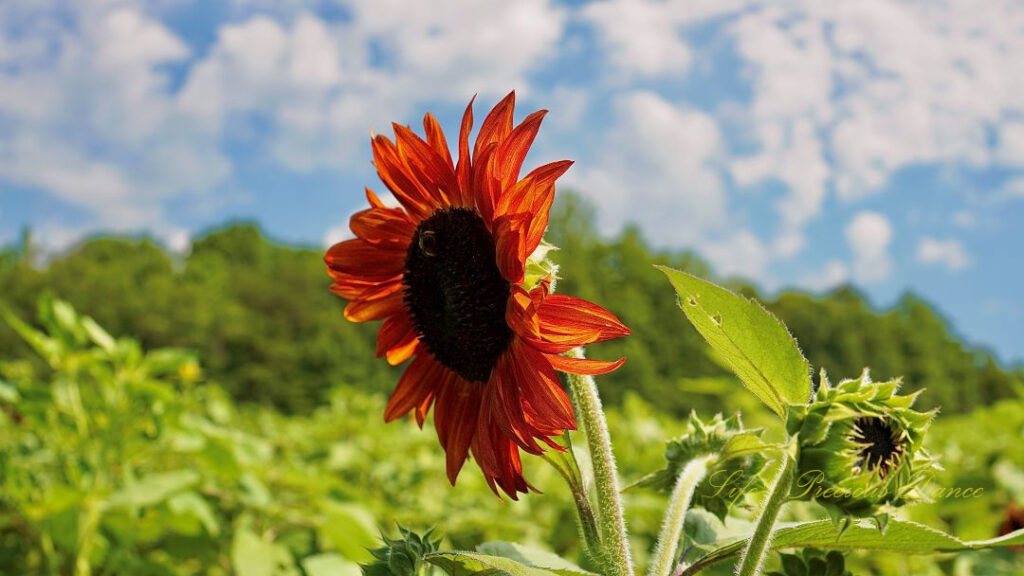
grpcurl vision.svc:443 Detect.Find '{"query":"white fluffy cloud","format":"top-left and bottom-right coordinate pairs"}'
top-left (731, 1), bottom-right (1022, 258)
top-left (701, 229), bottom-right (770, 282)
top-left (0, 1), bottom-right (229, 237)
top-left (0, 0), bottom-right (568, 247)
top-left (845, 211), bottom-right (893, 283)
top-left (582, 0), bottom-right (749, 79)
top-left (799, 260), bottom-right (850, 293)
top-left (917, 237), bottom-right (970, 271)
top-left (179, 0), bottom-right (566, 172)
top-left (569, 90), bottom-right (728, 246)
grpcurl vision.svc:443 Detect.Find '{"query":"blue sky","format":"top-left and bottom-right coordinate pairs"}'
top-left (1, 0), bottom-right (1022, 363)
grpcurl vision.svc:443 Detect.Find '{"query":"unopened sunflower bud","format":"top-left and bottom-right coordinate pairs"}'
top-left (786, 369), bottom-right (939, 527)
top-left (632, 411), bottom-right (767, 521)
top-left (361, 525), bottom-right (440, 576)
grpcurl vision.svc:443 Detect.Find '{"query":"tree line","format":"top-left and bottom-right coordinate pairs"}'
top-left (1, 194), bottom-right (1019, 415)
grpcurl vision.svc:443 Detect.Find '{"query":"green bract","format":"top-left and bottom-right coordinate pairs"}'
top-left (523, 240), bottom-right (559, 291)
top-left (361, 526), bottom-right (440, 576)
top-left (632, 412), bottom-right (767, 521)
top-left (786, 370), bottom-right (939, 526)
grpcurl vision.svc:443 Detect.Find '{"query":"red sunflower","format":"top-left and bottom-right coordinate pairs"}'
top-left (325, 92), bottom-right (630, 499)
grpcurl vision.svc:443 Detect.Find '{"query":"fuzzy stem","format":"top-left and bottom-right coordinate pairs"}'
top-left (566, 347), bottom-right (634, 576)
top-left (541, 450), bottom-right (603, 562)
top-left (735, 451), bottom-right (795, 576)
top-left (648, 455), bottom-right (713, 576)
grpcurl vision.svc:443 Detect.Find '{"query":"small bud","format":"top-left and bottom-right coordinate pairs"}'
top-left (361, 525), bottom-right (440, 576)
top-left (632, 412), bottom-right (767, 521)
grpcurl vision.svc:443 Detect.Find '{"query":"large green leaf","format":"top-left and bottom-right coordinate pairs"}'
top-left (426, 551), bottom-right (572, 576)
top-left (318, 501), bottom-right (379, 563)
top-left (476, 542), bottom-right (596, 576)
top-left (681, 519), bottom-right (1024, 575)
top-left (231, 527), bottom-right (300, 576)
top-left (2, 306), bottom-right (61, 367)
top-left (657, 267), bottom-right (812, 418)
top-left (302, 554), bottom-right (360, 576)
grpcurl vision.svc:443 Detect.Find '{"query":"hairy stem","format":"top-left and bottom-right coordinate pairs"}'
top-left (541, 448), bottom-right (603, 563)
top-left (648, 455), bottom-right (714, 576)
top-left (735, 450), bottom-right (795, 576)
top-left (566, 348), bottom-right (634, 576)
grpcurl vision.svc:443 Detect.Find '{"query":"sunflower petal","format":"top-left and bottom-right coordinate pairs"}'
top-left (455, 96), bottom-right (475, 205)
top-left (472, 416), bottom-right (529, 500)
top-left (423, 112), bottom-right (453, 169)
top-left (365, 187), bottom-right (387, 209)
top-left (493, 109), bottom-right (547, 190)
top-left (344, 292), bottom-right (405, 322)
top-left (328, 274), bottom-right (403, 301)
top-left (325, 239), bottom-right (405, 277)
top-left (474, 91), bottom-right (515, 158)
top-left (349, 206), bottom-right (415, 248)
top-left (546, 354), bottom-right (627, 376)
top-left (487, 364), bottom-right (544, 454)
top-left (495, 159), bottom-right (571, 219)
top-left (472, 142), bottom-right (501, 225)
top-left (393, 123), bottom-right (460, 207)
top-left (384, 353), bottom-right (444, 422)
top-left (523, 183), bottom-right (555, 257)
top-left (434, 376), bottom-right (482, 484)
top-left (505, 339), bottom-right (576, 432)
top-left (538, 294), bottom-right (632, 345)
top-left (505, 286), bottom-right (542, 340)
top-left (376, 314), bottom-right (419, 365)
top-left (493, 213), bottom-right (529, 283)
top-left (372, 134), bottom-right (436, 220)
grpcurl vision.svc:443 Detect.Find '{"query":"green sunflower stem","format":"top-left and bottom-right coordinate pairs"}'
top-left (541, 441), bottom-right (603, 563)
top-left (647, 455), bottom-right (714, 576)
top-left (735, 445), bottom-right (797, 576)
top-left (566, 347), bottom-right (634, 576)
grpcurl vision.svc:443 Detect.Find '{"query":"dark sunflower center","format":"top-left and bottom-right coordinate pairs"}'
top-left (851, 417), bottom-right (904, 477)
top-left (403, 208), bottom-right (513, 382)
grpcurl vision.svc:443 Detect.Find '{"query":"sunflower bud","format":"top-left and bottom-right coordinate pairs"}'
top-left (361, 525), bottom-right (440, 576)
top-left (633, 412), bottom-right (767, 521)
top-left (786, 369), bottom-right (939, 526)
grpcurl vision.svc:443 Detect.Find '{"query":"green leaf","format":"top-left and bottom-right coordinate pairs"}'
top-left (682, 519), bottom-right (1024, 575)
top-left (720, 433), bottom-right (774, 460)
top-left (0, 379), bottom-right (19, 403)
top-left (2, 306), bottom-right (61, 367)
top-left (231, 527), bottom-right (300, 576)
top-left (475, 542), bottom-right (596, 576)
top-left (81, 316), bottom-right (116, 353)
top-left (426, 551), bottom-right (568, 576)
top-left (167, 491), bottom-right (219, 536)
top-left (303, 554), bottom-right (360, 576)
top-left (778, 553), bottom-right (806, 576)
top-left (657, 267), bottom-right (812, 418)
top-left (318, 502), bottom-right (379, 563)
top-left (106, 470), bottom-right (200, 509)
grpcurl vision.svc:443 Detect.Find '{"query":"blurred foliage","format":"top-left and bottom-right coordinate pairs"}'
top-left (0, 297), bottom-right (1020, 575)
top-left (1, 194), bottom-right (1020, 417)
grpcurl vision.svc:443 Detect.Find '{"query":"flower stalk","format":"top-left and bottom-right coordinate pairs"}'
top-left (647, 454), bottom-right (714, 576)
top-left (566, 347), bottom-right (634, 576)
top-left (542, 439), bottom-right (602, 563)
top-left (735, 446), bottom-right (796, 576)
